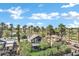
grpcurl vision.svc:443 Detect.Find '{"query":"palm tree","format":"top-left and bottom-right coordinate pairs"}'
top-left (22, 25), bottom-right (27, 39)
top-left (23, 25), bottom-right (27, 34)
top-left (10, 24), bottom-right (13, 39)
top-left (46, 25), bottom-right (55, 47)
top-left (54, 28), bottom-right (59, 35)
top-left (16, 24), bottom-right (20, 43)
top-left (0, 22), bottom-right (5, 38)
top-left (58, 24), bottom-right (66, 40)
top-left (46, 25), bottom-right (55, 36)
top-left (28, 25), bottom-right (34, 35)
top-left (33, 27), bottom-right (37, 34)
top-left (41, 26), bottom-right (45, 37)
top-left (36, 26), bottom-right (40, 34)
top-left (16, 24), bottom-right (20, 55)
top-left (3, 24), bottom-right (10, 38)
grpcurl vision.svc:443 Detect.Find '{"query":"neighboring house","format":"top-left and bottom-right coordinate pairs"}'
top-left (27, 34), bottom-right (42, 50)
top-left (0, 38), bottom-right (17, 50)
top-left (0, 38), bottom-right (18, 56)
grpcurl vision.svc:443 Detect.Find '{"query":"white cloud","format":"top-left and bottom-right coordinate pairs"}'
top-left (61, 3), bottom-right (79, 8)
top-left (0, 6), bottom-right (24, 20)
top-left (69, 11), bottom-right (79, 17)
top-left (61, 11), bottom-right (79, 20)
top-left (0, 9), bottom-right (4, 12)
top-left (29, 12), bottom-right (59, 20)
top-left (61, 13), bottom-right (69, 17)
top-left (67, 20), bottom-right (79, 28)
top-left (7, 6), bottom-right (23, 20)
top-left (29, 11), bottom-right (79, 20)
top-left (27, 22), bottom-right (43, 26)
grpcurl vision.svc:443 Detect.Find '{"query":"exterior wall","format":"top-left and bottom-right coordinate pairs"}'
top-left (31, 36), bottom-right (41, 43)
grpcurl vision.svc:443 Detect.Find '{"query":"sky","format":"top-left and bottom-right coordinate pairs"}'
top-left (0, 3), bottom-right (79, 28)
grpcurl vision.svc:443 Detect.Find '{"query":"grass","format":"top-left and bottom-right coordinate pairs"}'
top-left (31, 48), bottom-right (52, 56)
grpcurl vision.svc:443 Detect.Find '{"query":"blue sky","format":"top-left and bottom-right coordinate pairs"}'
top-left (0, 3), bottom-right (79, 28)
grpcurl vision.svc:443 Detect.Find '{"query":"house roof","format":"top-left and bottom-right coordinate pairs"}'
top-left (28, 34), bottom-right (41, 41)
top-left (0, 38), bottom-right (16, 44)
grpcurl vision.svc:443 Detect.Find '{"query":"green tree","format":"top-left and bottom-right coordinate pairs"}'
top-left (59, 44), bottom-right (71, 54)
top-left (46, 25), bottom-right (55, 47)
top-left (36, 26), bottom-right (40, 34)
top-left (40, 26), bottom-right (46, 37)
top-left (54, 28), bottom-right (59, 35)
top-left (3, 30), bottom-right (10, 38)
top-left (16, 25), bottom-right (20, 43)
top-left (23, 25), bottom-right (27, 34)
top-left (20, 41), bottom-right (32, 56)
top-left (22, 25), bottom-right (27, 39)
top-left (0, 22), bottom-right (5, 38)
top-left (16, 24), bottom-right (20, 55)
top-left (58, 24), bottom-right (66, 40)
top-left (51, 48), bottom-right (59, 56)
top-left (46, 25), bottom-right (55, 35)
top-left (28, 25), bottom-right (34, 35)
top-left (9, 24), bottom-right (13, 39)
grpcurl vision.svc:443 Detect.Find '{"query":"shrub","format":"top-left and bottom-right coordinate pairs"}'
top-left (65, 48), bottom-right (71, 54)
top-left (59, 44), bottom-right (71, 54)
top-left (20, 40), bottom-right (32, 56)
top-left (50, 48), bottom-right (58, 56)
top-left (52, 42), bottom-right (62, 49)
top-left (40, 39), bottom-right (50, 50)
top-left (44, 49), bottom-right (52, 56)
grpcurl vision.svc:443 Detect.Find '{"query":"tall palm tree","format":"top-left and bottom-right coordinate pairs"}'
top-left (58, 24), bottom-right (66, 40)
top-left (17, 24), bottom-right (20, 43)
top-left (41, 26), bottom-right (45, 37)
top-left (10, 24), bottom-right (13, 39)
top-left (16, 24), bottom-right (20, 55)
top-left (46, 25), bottom-right (55, 36)
top-left (28, 25), bottom-right (34, 35)
top-left (23, 25), bottom-right (27, 34)
top-left (54, 28), bottom-right (59, 35)
top-left (46, 25), bottom-right (55, 47)
top-left (23, 25), bottom-right (27, 35)
top-left (22, 25), bottom-right (27, 39)
top-left (0, 22), bottom-right (5, 38)
top-left (36, 26), bottom-right (40, 34)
